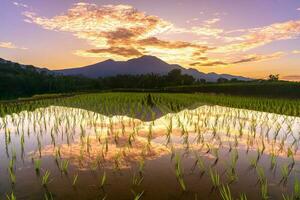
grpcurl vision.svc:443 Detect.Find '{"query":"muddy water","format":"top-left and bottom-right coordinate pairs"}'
top-left (0, 105), bottom-right (299, 199)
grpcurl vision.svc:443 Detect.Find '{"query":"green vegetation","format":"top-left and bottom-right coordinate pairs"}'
top-left (1, 92), bottom-right (300, 119)
top-left (0, 61), bottom-right (98, 100)
top-left (164, 81), bottom-right (300, 98)
top-left (2, 60), bottom-right (300, 101)
top-left (219, 185), bottom-right (233, 200)
top-left (41, 170), bottom-right (51, 187)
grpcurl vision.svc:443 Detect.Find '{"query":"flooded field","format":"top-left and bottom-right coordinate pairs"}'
top-left (1, 96), bottom-right (300, 200)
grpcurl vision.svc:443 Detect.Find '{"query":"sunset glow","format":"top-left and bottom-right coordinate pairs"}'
top-left (1, 0), bottom-right (300, 79)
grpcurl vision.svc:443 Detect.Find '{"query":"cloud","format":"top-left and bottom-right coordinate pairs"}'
top-left (137, 37), bottom-right (208, 51)
top-left (231, 52), bottom-right (285, 64)
top-left (22, 3), bottom-right (293, 68)
top-left (190, 61), bottom-right (227, 67)
top-left (85, 47), bottom-right (143, 57)
top-left (13, 1), bottom-right (28, 8)
top-left (215, 20), bottom-right (300, 52)
top-left (292, 50), bottom-right (300, 54)
top-left (190, 52), bottom-right (284, 67)
top-left (297, 8), bottom-right (300, 11)
top-left (23, 4), bottom-right (172, 48)
top-left (171, 26), bottom-right (224, 37)
top-left (0, 41), bottom-right (27, 50)
top-left (186, 17), bottom-right (199, 24)
top-left (23, 3), bottom-right (211, 62)
top-left (204, 18), bottom-right (220, 25)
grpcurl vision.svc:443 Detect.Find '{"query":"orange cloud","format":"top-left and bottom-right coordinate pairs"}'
top-left (86, 47), bottom-right (143, 57)
top-left (230, 52), bottom-right (285, 64)
top-left (292, 50), bottom-right (300, 54)
top-left (23, 3), bottom-right (211, 63)
top-left (215, 20), bottom-right (300, 52)
top-left (190, 52), bottom-right (284, 67)
top-left (0, 41), bottom-right (27, 50)
top-left (170, 26), bottom-right (224, 37)
top-left (191, 60), bottom-right (227, 67)
top-left (23, 4), bottom-right (172, 48)
top-left (22, 3), bottom-right (296, 69)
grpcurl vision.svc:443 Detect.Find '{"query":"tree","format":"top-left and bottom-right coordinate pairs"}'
top-left (268, 74), bottom-right (279, 81)
top-left (197, 79), bottom-right (206, 84)
top-left (217, 77), bottom-right (229, 83)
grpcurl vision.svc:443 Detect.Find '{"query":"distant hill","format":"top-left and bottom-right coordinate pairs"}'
top-left (0, 58), bottom-right (96, 100)
top-left (0, 58), bottom-right (52, 74)
top-left (56, 55), bottom-right (251, 82)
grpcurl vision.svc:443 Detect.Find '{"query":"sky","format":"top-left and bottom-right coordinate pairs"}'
top-left (0, 0), bottom-right (300, 80)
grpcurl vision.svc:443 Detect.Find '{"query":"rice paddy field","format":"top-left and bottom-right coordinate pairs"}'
top-left (0, 93), bottom-right (300, 200)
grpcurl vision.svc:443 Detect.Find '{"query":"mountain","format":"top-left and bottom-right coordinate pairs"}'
top-left (56, 55), bottom-right (251, 82)
top-left (0, 57), bottom-right (52, 74)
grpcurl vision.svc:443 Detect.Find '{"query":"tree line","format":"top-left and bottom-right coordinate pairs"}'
top-left (1, 61), bottom-right (295, 100)
top-left (0, 62), bottom-right (200, 99)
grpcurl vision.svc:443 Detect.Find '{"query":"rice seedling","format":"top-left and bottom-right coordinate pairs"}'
top-left (294, 179), bottom-right (300, 199)
top-left (72, 173), bottom-right (78, 186)
top-left (269, 153), bottom-right (277, 170)
top-left (60, 160), bottom-right (69, 174)
top-left (280, 164), bottom-right (290, 184)
top-left (256, 166), bottom-right (266, 184)
top-left (219, 184), bottom-right (233, 200)
top-left (209, 168), bottom-right (220, 188)
top-left (132, 173), bottom-right (144, 186)
top-left (41, 170), bottom-right (51, 187)
top-left (8, 168), bottom-right (16, 185)
top-left (212, 147), bottom-right (219, 165)
top-left (34, 159), bottom-right (41, 174)
top-left (249, 156), bottom-right (259, 169)
top-left (100, 171), bottom-right (107, 188)
top-left (260, 181), bottom-right (269, 200)
top-left (44, 192), bottom-right (54, 200)
top-left (1, 92), bottom-right (300, 199)
top-left (6, 192), bottom-right (16, 200)
top-left (138, 158), bottom-right (145, 175)
top-left (9, 158), bottom-right (15, 171)
top-left (239, 193), bottom-right (248, 200)
top-left (174, 154), bottom-right (186, 191)
top-left (227, 166), bottom-right (238, 183)
top-left (131, 190), bottom-right (144, 200)
top-left (282, 194), bottom-right (294, 200)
